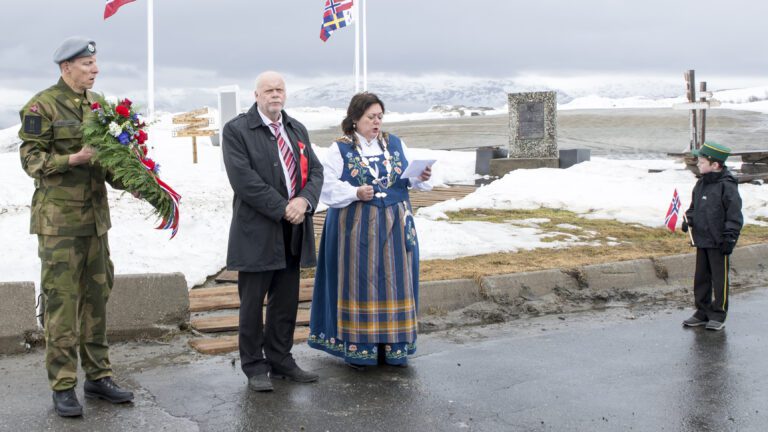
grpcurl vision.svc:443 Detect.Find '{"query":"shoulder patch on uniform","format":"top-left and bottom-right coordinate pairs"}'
top-left (23, 115), bottom-right (42, 135)
top-left (29, 104), bottom-right (39, 113)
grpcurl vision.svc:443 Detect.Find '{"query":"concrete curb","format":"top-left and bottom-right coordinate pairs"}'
top-left (0, 273), bottom-right (189, 355)
top-left (420, 279), bottom-right (482, 312)
top-left (0, 282), bottom-right (37, 354)
top-left (419, 243), bottom-right (768, 313)
top-left (107, 273), bottom-right (189, 341)
top-left (1, 245), bottom-right (764, 354)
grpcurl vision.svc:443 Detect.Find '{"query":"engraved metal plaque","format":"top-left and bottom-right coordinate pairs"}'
top-left (517, 101), bottom-right (545, 139)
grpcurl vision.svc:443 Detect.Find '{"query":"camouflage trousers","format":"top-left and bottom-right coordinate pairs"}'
top-left (38, 234), bottom-right (114, 391)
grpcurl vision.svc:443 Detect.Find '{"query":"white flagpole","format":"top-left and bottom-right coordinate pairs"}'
top-left (354, 1), bottom-right (360, 93)
top-left (147, 0), bottom-right (155, 121)
top-left (362, 0), bottom-right (367, 91)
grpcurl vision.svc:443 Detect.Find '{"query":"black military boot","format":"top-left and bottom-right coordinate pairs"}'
top-left (52, 388), bottom-right (83, 417)
top-left (84, 377), bottom-right (134, 403)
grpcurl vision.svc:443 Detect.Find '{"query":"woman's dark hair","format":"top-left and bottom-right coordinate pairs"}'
top-left (341, 92), bottom-right (385, 136)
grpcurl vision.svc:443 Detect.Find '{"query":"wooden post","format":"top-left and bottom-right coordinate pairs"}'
top-left (192, 136), bottom-right (198, 164)
top-left (684, 70), bottom-right (698, 151)
top-left (698, 81), bottom-right (707, 148)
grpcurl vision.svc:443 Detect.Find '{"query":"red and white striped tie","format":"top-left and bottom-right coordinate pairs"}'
top-left (270, 122), bottom-right (298, 197)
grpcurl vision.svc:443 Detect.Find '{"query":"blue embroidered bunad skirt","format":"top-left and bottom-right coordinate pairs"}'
top-left (308, 200), bottom-right (419, 366)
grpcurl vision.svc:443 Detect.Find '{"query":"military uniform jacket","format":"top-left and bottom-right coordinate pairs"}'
top-left (684, 169), bottom-right (743, 248)
top-left (19, 78), bottom-right (122, 237)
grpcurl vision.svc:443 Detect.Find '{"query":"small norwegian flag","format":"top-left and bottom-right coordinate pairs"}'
top-left (104, 0), bottom-right (136, 20)
top-left (664, 188), bottom-right (681, 232)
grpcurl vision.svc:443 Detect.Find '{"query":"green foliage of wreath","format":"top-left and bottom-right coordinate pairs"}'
top-left (81, 104), bottom-right (174, 223)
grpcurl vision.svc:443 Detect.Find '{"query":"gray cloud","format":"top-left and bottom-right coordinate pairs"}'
top-left (0, 0), bottom-right (766, 126)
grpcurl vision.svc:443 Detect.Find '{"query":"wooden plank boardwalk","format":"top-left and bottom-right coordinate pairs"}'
top-left (188, 282), bottom-right (314, 354)
top-left (191, 309), bottom-right (311, 333)
top-left (189, 328), bottom-right (311, 356)
top-left (188, 184), bottom-right (478, 354)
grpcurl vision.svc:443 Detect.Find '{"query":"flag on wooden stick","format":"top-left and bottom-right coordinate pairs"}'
top-left (665, 188), bottom-right (681, 232)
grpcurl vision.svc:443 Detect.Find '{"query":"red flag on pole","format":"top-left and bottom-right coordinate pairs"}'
top-left (664, 188), bottom-right (681, 232)
top-left (104, 0), bottom-right (136, 19)
top-left (320, 0), bottom-right (354, 42)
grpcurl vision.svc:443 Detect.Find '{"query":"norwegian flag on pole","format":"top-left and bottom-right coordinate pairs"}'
top-left (664, 188), bottom-right (681, 232)
top-left (104, 0), bottom-right (136, 19)
top-left (320, 0), bottom-right (354, 42)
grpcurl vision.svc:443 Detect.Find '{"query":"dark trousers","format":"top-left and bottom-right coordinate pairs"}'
top-left (238, 221), bottom-right (301, 377)
top-left (693, 247), bottom-right (730, 322)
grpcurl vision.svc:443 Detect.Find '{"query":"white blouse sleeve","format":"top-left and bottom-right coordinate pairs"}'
top-left (320, 142), bottom-right (361, 208)
top-left (401, 139), bottom-right (433, 191)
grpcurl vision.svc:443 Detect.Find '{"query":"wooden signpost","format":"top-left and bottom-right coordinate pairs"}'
top-left (173, 107), bottom-right (217, 163)
top-left (670, 70), bottom-right (768, 182)
top-left (672, 70), bottom-right (721, 152)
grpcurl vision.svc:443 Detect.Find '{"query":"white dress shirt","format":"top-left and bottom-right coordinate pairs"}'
top-left (320, 132), bottom-right (432, 208)
top-left (257, 108), bottom-right (294, 198)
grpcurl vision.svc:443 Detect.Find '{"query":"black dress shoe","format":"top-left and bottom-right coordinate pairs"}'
top-left (270, 366), bottom-right (319, 383)
top-left (84, 377), bottom-right (134, 404)
top-left (53, 389), bottom-right (83, 417)
top-left (346, 362), bottom-right (367, 371)
top-left (248, 373), bottom-right (274, 392)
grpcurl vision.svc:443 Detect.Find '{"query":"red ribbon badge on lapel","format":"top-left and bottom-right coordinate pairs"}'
top-left (298, 141), bottom-right (309, 188)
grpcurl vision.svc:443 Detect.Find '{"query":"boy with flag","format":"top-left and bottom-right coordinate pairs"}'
top-left (681, 141), bottom-right (743, 331)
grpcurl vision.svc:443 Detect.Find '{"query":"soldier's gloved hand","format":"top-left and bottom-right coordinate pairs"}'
top-left (681, 220), bottom-right (689, 233)
top-left (720, 235), bottom-right (737, 255)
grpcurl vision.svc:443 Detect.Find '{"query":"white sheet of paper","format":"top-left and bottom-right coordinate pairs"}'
top-left (401, 159), bottom-right (437, 179)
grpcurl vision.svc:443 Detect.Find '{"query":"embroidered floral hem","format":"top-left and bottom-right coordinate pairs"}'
top-left (308, 333), bottom-right (416, 366)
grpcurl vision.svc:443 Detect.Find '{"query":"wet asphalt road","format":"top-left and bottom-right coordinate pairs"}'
top-left (2, 288), bottom-right (768, 431)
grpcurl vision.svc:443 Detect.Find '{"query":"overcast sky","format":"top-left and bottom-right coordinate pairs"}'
top-left (0, 0), bottom-right (766, 126)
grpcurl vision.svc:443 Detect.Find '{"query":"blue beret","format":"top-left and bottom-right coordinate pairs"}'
top-left (53, 36), bottom-right (97, 64)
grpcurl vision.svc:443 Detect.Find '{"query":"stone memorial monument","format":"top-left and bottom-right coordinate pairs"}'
top-left (490, 91), bottom-right (559, 176)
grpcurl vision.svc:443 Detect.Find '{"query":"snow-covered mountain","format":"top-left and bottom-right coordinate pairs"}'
top-left (2, 75), bottom-right (767, 153)
top-left (289, 74), bottom-right (693, 111)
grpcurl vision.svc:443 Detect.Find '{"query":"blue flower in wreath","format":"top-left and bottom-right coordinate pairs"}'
top-left (117, 131), bottom-right (132, 145)
top-left (346, 152), bottom-right (353, 158)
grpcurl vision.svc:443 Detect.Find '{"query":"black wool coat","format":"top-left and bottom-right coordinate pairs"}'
top-left (222, 104), bottom-right (323, 271)
top-left (685, 169), bottom-right (743, 249)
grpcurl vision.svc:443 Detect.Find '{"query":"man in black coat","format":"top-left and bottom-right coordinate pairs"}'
top-left (222, 71), bottom-right (323, 391)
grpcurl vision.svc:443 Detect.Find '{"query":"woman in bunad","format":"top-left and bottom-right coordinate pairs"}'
top-left (308, 92), bottom-right (432, 369)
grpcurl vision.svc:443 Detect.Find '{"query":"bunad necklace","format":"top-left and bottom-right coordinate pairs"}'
top-left (355, 134), bottom-right (393, 198)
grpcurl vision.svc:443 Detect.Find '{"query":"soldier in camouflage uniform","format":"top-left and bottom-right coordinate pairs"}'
top-left (19, 36), bottom-right (134, 418)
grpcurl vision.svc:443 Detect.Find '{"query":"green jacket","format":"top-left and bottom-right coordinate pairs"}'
top-left (19, 78), bottom-right (123, 237)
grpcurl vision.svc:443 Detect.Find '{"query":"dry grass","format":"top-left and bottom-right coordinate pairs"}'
top-left (300, 208), bottom-right (768, 282)
top-left (419, 208), bottom-right (768, 281)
